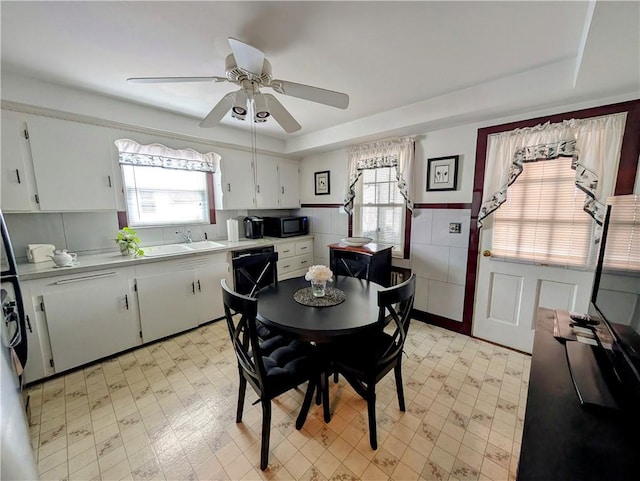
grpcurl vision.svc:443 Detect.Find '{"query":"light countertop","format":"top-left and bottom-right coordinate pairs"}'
top-left (18, 235), bottom-right (314, 281)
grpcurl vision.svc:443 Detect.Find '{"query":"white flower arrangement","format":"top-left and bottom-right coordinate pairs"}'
top-left (304, 265), bottom-right (333, 282)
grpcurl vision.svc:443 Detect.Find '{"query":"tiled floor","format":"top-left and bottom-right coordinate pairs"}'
top-left (28, 319), bottom-right (530, 481)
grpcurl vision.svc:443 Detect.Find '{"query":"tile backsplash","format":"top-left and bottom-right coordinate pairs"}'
top-left (4, 209), bottom-right (293, 263)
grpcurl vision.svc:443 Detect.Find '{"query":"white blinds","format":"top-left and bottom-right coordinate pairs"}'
top-left (492, 157), bottom-right (593, 267)
top-left (603, 195), bottom-right (640, 272)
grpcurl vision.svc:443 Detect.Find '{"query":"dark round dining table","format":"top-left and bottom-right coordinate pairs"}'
top-left (256, 276), bottom-right (384, 343)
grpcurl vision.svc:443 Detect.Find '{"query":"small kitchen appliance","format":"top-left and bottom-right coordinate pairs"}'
top-left (26, 244), bottom-right (55, 263)
top-left (244, 216), bottom-right (264, 239)
top-left (263, 216), bottom-right (308, 238)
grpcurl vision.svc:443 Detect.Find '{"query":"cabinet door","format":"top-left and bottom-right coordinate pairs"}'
top-left (1, 111), bottom-right (36, 211)
top-left (195, 260), bottom-right (230, 324)
top-left (255, 156), bottom-right (279, 209)
top-left (42, 272), bottom-right (138, 373)
top-left (137, 269), bottom-right (198, 343)
top-left (27, 117), bottom-right (117, 211)
top-left (219, 153), bottom-right (255, 209)
top-left (278, 160), bottom-right (300, 208)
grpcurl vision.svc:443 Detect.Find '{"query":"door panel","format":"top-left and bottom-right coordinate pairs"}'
top-left (474, 225), bottom-right (594, 353)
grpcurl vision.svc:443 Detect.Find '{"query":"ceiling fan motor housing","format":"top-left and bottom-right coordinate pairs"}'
top-left (225, 54), bottom-right (272, 85)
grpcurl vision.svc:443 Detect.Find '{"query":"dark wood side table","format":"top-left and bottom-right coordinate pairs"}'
top-left (328, 242), bottom-right (392, 287)
top-left (517, 308), bottom-right (640, 480)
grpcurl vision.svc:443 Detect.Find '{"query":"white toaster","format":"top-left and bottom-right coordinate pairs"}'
top-left (26, 244), bottom-right (56, 263)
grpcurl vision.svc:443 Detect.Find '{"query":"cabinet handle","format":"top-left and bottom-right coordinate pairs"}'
top-left (300, 246), bottom-right (308, 250)
top-left (282, 186), bottom-right (284, 194)
top-left (192, 281), bottom-right (196, 295)
top-left (54, 272), bottom-right (117, 285)
top-left (301, 260), bottom-right (308, 265)
top-left (108, 175), bottom-right (112, 188)
top-left (283, 250), bottom-right (290, 254)
top-left (125, 294), bottom-right (129, 310)
top-left (197, 280), bottom-right (201, 292)
top-left (283, 264), bottom-right (291, 269)
top-left (256, 185), bottom-right (260, 193)
top-left (16, 169), bottom-right (21, 184)
top-left (227, 183), bottom-right (231, 192)
top-left (26, 315), bottom-right (32, 333)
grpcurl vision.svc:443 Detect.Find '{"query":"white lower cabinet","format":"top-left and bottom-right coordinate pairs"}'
top-left (276, 239), bottom-right (313, 280)
top-left (135, 253), bottom-right (229, 343)
top-left (39, 268), bottom-right (139, 374)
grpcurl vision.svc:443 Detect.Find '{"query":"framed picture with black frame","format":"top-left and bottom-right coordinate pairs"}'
top-left (427, 155), bottom-right (459, 191)
top-left (314, 170), bottom-right (330, 195)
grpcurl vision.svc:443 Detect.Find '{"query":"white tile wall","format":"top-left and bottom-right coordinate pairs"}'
top-left (411, 208), bottom-right (471, 322)
top-left (297, 205), bottom-right (471, 324)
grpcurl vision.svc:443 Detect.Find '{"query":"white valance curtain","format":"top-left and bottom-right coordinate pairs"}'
top-left (478, 113), bottom-right (626, 229)
top-left (114, 139), bottom-right (220, 173)
top-left (343, 136), bottom-right (415, 215)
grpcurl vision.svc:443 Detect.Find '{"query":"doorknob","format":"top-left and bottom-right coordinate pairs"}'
top-left (482, 250), bottom-right (492, 257)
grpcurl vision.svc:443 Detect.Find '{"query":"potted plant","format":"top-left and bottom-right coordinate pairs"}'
top-left (115, 226), bottom-right (144, 257)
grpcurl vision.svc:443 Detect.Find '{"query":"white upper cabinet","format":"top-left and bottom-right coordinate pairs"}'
top-left (278, 159), bottom-right (300, 208)
top-left (213, 152), bottom-right (256, 210)
top-left (27, 116), bottom-right (117, 211)
top-left (1, 111), bottom-right (38, 211)
top-left (255, 157), bottom-right (300, 209)
top-left (255, 156), bottom-right (280, 208)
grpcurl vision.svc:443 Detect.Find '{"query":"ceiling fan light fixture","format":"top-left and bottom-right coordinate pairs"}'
top-left (231, 89), bottom-right (248, 120)
top-left (253, 93), bottom-right (270, 123)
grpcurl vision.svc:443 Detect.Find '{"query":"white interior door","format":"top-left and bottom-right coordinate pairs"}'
top-left (473, 224), bottom-right (594, 353)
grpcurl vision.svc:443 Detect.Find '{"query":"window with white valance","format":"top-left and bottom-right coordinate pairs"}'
top-left (344, 137), bottom-right (415, 256)
top-left (478, 113), bottom-right (626, 267)
top-left (115, 139), bottom-right (220, 227)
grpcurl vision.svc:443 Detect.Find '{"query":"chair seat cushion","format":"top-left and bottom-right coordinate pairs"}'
top-left (259, 337), bottom-right (316, 397)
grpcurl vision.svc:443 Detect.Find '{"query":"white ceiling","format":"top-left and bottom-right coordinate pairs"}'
top-left (1, 1), bottom-right (639, 149)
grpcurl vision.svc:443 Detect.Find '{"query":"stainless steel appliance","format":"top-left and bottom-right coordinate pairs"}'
top-left (0, 210), bottom-right (37, 480)
top-left (244, 216), bottom-right (264, 239)
top-left (263, 215), bottom-right (308, 238)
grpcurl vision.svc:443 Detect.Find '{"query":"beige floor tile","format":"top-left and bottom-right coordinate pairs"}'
top-left (25, 321), bottom-right (530, 481)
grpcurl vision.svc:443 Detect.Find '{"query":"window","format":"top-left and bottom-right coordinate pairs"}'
top-left (122, 165), bottom-right (209, 227)
top-left (492, 157), bottom-right (593, 267)
top-left (115, 139), bottom-right (218, 228)
top-left (353, 166), bottom-right (406, 255)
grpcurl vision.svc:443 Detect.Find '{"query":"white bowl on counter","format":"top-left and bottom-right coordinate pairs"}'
top-left (341, 237), bottom-right (373, 247)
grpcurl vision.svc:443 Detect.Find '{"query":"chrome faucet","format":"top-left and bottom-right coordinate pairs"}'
top-left (176, 230), bottom-right (192, 243)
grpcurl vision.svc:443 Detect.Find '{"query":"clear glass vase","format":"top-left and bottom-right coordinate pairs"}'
top-left (310, 280), bottom-right (326, 297)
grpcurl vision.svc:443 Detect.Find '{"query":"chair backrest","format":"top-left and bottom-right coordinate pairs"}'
top-left (233, 251), bottom-right (279, 297)
top-left (376, 274), bottom-right (416, 366)
top-left (221, 279), bottom-right (268, 394)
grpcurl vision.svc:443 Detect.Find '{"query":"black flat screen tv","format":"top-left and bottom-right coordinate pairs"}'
top-left (588, 194), bottom-right (640, 407)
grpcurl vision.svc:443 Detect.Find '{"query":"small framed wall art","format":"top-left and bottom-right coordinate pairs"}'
top-left (427, 155), bottom-right (459, 191)
top-left (314, 170), bottom-right (331, 195)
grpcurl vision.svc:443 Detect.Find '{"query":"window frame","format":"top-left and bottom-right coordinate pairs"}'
top-left (350, 166), bottom-right (411, 258)
top-left (118, 165), bottom-right (216, 229)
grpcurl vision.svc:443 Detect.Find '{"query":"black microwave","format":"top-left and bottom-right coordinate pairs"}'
top-left (263, 216), bottom-right (309, 238)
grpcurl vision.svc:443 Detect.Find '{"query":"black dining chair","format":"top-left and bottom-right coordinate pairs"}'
top-left (221, 279), bottom-right (318, 471)
top-left (330, 274), bottom-right (416, 449)
top-left (233, 251), bottom-right (279, 339)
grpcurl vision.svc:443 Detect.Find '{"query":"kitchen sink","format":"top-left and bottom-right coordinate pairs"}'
top-left (143, 244), bottom-right (194, 257)
top-left (187, 240), bottom-right (225, 250)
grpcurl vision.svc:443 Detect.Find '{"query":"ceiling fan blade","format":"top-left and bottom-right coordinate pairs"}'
top-left (199, 91), bottom-right (236, 128)
top-left (228, 38), bottom-right (265, 76)
top-left (127, 76), bottom-right (227, 84)
top-left (270, 80), bottom-right (349, 109)
top-left (263, 94), bottom-right (301, 133)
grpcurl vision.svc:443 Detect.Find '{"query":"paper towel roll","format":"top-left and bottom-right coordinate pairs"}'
top-left (227, 219), bottom-right (239, 242)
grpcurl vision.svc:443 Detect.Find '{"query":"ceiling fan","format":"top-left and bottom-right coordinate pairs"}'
top-left (128, 38), bottom-right (349, 133)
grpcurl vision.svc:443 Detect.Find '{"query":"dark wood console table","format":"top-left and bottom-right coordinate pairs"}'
top-left (517, 308), bottom-right (639, 480)
top-left (328, 242), bottom-right (392, 287)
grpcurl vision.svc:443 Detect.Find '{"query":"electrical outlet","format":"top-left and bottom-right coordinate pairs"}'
top-left (449, 222), bottom-right (462, 234)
